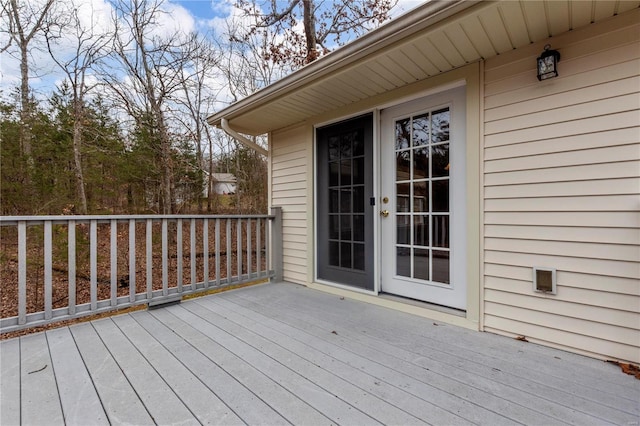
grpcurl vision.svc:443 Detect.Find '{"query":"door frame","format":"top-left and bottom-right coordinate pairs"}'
top-left (309, 64), bottom-right (481, 327)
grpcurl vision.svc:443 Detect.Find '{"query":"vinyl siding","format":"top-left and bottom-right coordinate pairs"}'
top-left (271, 124), bottom-right (312, 285)
top-left (482, 12), bottom-right (640, 363)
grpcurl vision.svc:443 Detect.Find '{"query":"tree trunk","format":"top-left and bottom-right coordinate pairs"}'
top-left (302, 0), bottom-right (317, 63)
top-left (72, 100), bottom-right (88, 214)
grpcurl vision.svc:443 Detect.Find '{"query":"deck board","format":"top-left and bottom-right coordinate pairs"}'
top-left (0, 338), bottom-right (20, 425)
top-left (2, 282), bottom-right (639, 425)
top-left (46, 327), bottom-right (108, 426)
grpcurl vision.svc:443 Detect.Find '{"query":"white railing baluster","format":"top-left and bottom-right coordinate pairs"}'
top-left (90, 220), bottom-right (98, 311)
top-left (129, 220), bottom-right (136, 303)
top-left (226, 219), bottom-right (232, 283)
top-left (177, 219), bottom-right (183, 292)
top-left (162, 219), bottom-right (168, 296)
top-left (203, 218), bottom-right (209, 288)
top-left (215, 219), bottom-right (221, 286)
top-left (146, 219), bottom-right (152, 300)
top-left (44, 221), bottom-right (53, 320)
top-left (68, 220), bottom-right (76, 315)
top-left (237, 219), bottom-right (242, 282)
top-left (257, 218), bottom-right (262, 278)
top-left (247, 219), bottom-right (252, 279)
top-left (190, 218), bottom-right (196, 291)
top-left (17, 221), bottom-right (27, 325)
top-left (110, 219), bottom-right (117, 307)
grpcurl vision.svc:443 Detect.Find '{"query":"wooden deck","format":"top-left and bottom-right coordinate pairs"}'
top-left (1, 282), bottom-right (638, 425)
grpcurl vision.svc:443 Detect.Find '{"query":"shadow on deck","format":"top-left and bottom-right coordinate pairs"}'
top-left (1, 282), bottom-right (639, 425)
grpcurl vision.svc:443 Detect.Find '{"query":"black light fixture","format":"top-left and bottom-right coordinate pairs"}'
top-left (537, 44), bottom-right (561, 81)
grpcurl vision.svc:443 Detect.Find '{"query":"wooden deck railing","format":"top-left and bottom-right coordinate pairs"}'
top-left (0, 208), bottom-right (283, 333)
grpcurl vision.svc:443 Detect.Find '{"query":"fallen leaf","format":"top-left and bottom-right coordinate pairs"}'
top-left (619, 363), bottom-right (640, 380)
top-left (515, 335), bottom-right (528, 342)
top-left (331, 330), bottom-right (338, 335)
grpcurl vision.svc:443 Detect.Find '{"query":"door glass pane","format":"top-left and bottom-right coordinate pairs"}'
top-left (341, 134), bottom-right (352, 157)
top-left (353, 215), bottom-right (364, 242)
top-left (396, 247), bottom-right (411, 277)
top-left (431, 108), bottom-right (450, 143)
top-left (353, 157), bottom-right (365, 184)
top-left (340, 189), bottom-right (352, 213)
top-left (413, 147), bottom-right (429, 179)
top-left (329, 162), bottom-right (339, 186)
top-left (329, 215), bottom-right (339, 239)
top-left (432, 180), bottom-right (449, 212)
top-left (414, 215), bottom-right (429, 247)
top-left (397, 215), bottom-right (410, 245)
top-left (432, 250), bottom-right (450, 284)
top-left (396, 183), bottom-right (410, 212)
top-left (340, 242), bottom-right (352, 268)
top-left (329, 241), bottom-right (340, 266)
top-left (353, 244), bottom-right (365, 270)
top-left (353, 133), bottom-right (364, 156)
top-left (432, 215), bottom-right (449, 248)
top-left (396, 151), bottom-right (410, 180)
top-left (412, 114), bottom-right (429, 146)
top-left (353, 186), bottom-right (364, 213)
top-left (329, 189), bottom-right (339, 213)
top-left (340, 159), bottom-right (351, 185)
top-left (329, 136), bottom-right (340, 160)
top-left (340, 215), bottom-right (352, 240)
top-left (432, 143), bottom-right (449, 178)
top-left (395, 119), bottom-right (410, 150)
top-left (413, 181), bottom-right (428, 212)
top-left (414, 248), bottom-right (430, 281)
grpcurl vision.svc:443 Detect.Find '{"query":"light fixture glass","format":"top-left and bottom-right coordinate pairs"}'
top-left (537, 44), bottom-right (561, 81)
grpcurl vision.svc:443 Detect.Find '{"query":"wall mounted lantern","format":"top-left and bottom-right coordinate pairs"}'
top-left (537, 44), bottom-right (561, 81)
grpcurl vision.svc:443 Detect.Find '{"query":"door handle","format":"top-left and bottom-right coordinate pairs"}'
top-left (380, 210), bottom-right (389, 218)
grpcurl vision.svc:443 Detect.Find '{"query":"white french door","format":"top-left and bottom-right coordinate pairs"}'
top-left (379, 87), bottom-right (467, 310)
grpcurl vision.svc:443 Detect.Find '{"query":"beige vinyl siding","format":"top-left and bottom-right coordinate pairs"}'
top-left (482, 10), bottom-right (640, 363)
top-left (270, 124), bottom-right (312, 285)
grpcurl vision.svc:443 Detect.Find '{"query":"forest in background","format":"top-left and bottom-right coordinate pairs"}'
top-left (0, 0), bottom-right (398, 216)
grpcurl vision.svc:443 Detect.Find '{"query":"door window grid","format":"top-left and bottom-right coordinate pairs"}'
top-left (394, 107), bottom-right (451, 284)
top-left (328, 130), bottom-right (366, 271)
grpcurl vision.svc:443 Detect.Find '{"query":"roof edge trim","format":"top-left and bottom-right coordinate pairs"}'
top-left (207, 0), bottom-right (478, 129)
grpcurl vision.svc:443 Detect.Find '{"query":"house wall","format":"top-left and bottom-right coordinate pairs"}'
top-left (482, 11), bottom-right (640, 363)
top-left (269, 124), bottom-right (314, 285)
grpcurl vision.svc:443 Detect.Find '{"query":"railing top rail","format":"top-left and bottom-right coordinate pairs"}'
top-left (0, 214), bottom-right (276, 226)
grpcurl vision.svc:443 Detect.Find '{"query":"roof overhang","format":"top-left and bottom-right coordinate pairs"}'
top-left (207, 0), bottom-right (639, 136)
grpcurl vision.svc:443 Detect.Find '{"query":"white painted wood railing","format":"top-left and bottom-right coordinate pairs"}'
top-left (0, 208), bottom-right (283, 333)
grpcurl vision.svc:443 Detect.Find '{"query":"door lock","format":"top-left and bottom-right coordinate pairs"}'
top-left (380, 210), bottom-right (389, 218)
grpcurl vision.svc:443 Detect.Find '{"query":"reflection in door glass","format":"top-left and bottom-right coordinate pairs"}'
top-left (394, 107), bottom-right (451, 284)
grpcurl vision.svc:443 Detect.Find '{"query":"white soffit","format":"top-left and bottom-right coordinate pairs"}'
top-left (208, 0), bottom-right (640, 136)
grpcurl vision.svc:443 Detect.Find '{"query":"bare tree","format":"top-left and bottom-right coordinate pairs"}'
top-left (172, 34), bottom-right (220, 212)
top-left (1, 0), bottom-right (55, 163)
top-left (45, 1), bottom-right (113, 214)
top-left (105, 0), bottom-right (190, 214)
top-left (237, 0), bottom-right (396, 66)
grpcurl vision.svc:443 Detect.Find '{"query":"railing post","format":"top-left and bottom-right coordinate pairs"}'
top-left (270, 207), bottom-right (283, 283)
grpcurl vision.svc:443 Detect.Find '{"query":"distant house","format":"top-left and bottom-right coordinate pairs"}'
top-left (208, 1), bottom-right (640, 363)
top-left (209, 173), bottom-right (237, 195)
